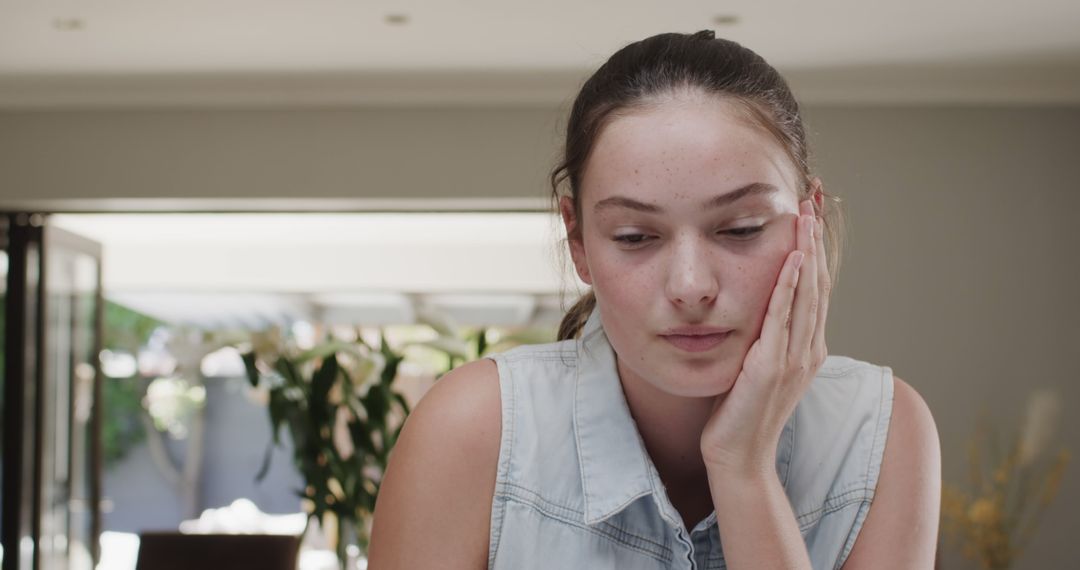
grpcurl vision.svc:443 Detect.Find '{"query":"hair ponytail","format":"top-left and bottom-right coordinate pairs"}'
top-left (557, 290), bottom-right (596, 341)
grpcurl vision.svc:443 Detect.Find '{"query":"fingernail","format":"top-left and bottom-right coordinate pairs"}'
top-left (794, 251), bottom-right (805, 270)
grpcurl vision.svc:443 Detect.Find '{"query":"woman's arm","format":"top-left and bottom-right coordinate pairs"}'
top-left (700, 202), bottom-right (822, 569)
top-left (707, 376), bottom-right (941, 570)
top-left (366, 359), bottom-right (502, 569)
top-left (707, 462), bottom-right (813, 568)
top-left (841, 376), bottom-right (941, 569)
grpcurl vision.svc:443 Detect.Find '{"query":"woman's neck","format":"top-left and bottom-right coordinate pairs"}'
top-left (615, 356), bottom-right (721, 488)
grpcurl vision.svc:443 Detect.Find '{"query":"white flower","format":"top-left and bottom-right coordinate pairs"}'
top-left (283, 386), bottom-right (305, 402)
top-left (414, 305), bottom-right (460, 338)
top-left (143, 376), bottom-right (206, 439)
top-left (414, 336), bottom-right (471, 360)
top-left (250, 326), bottom-right (284, 363)
top-left (350, 352), bottom-right (386, 399)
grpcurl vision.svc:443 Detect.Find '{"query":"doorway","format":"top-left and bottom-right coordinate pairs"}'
top-left (2, 213), bottom-right (104, 570)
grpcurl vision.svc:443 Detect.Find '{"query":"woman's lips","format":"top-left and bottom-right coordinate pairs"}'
top-left (661, 331), bottom-right (731, 353)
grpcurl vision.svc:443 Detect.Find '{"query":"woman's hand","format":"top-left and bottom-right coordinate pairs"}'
top-left (700, 198), bottom-right (831, 479)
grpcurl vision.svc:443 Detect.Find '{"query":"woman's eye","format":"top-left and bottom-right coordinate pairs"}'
top-left (721, 225), bottom-right (765, 239)
top-left (613, 226), bottom-right (764, 248)
top-left (612, 234), bottom-right (651, 246)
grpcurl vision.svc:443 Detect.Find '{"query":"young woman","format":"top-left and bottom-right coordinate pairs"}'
top-left (367, 31), bottom-right (941, 569)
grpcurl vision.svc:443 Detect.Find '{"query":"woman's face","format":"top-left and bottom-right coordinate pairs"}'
top-left (562, 94), bottom-right (804, 398)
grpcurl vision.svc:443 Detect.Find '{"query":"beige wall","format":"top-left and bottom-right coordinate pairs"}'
top-left (803, 106), bottom-right (1080, 569)
top-left (0, 106), bottom-right (565, 210)
top-left (2, 104), bottom-right (1078, 567)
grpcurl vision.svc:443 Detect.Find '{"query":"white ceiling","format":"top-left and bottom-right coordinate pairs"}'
top-left (2, 0), bottom-right (1080, 107)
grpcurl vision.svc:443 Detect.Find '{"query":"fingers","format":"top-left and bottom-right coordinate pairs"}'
top-left (760, 247), bottom-right (803, 363)
top-left (786, 200), bottom-right (819, 368)
top-left (812, 206), bottom-right (831, 362)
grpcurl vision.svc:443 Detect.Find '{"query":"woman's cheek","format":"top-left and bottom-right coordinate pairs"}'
top-left (743, 247), bottom-right (791, 331)
top-left (593, 258), bottom-right (654, 304)
top-left (589, 239), bottom-right (652, 277)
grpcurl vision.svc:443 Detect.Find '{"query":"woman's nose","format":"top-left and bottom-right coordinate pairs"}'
top-left (664, 239), bottom-right (719, 308)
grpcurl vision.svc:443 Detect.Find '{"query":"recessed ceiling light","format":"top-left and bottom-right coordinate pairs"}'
top-left (52, 17), bottom-right (85, 31)
top-left (712, 14), bottom-right (739, 26)
top-left (385, 13), bottom-right (410, 25)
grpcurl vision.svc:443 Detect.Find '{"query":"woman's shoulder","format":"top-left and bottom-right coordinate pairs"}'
top-left (367, 358), bottom-right (501, 567)
top-left (782, 355), bottom-right (897, 524)
top-left (389, 358), bottom-right (503, 466)
top-left (799, 353), bottom-right (896, 430)
top-left (801, 358), bottom-right (940, 568)
top-left (487, 337), bottom-right (578, 365)
top-left (797, 354), bottom-right (895, 431)
top-left (815, 354), bottom-right (891, 379)
top-left (842, 373), bottom-right (940, 567)
top-left (810, 355), bottom-right (933, 441)
top-left (483, 339), bottom-right (581, 403)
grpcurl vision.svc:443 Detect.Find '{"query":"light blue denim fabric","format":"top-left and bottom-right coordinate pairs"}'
top-left (483, 306), bottom-right (894, 570)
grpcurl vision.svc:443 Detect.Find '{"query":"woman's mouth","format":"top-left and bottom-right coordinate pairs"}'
top-left (661, 331), bottom-right (731, 353)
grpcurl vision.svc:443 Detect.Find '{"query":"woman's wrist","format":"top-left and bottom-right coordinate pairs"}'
top-left (704, 457), bottom-right (789, 521)
top-left (701, 445), bottom-right (778, 483)
top-left (706, 468), bottom-right (811, 570)
top-left (705, 459), bottom-right (780, 497)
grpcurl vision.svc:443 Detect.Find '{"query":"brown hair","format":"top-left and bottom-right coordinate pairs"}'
top-left (553, 30), bottom-right (846, 341)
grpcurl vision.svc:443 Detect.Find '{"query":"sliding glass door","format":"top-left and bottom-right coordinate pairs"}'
top-left (2, 214), bottom-right (103, 570)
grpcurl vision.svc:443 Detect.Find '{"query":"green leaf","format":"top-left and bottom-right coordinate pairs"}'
top-left (254, 440), bottom-right (275, 482)
top-left (349, 417), bottom-right (377, 456)
top-left (414, 305), bottom-right (460, 338)
top-left (409, 337), bottom-right (471, 360)
top-left (296, 339), bottom-right (372, 364)
top-left (381, 355), bottom-right (402, 385)
top-left (379, 332), bottom-right (394, 361)
top-left (391, 392), bottom-right (411, 416)
top-left (362, 387), bottom-right (389, 432)
top-left (274, 357), bottom-right (303, 390)
top-left (268, 390), bottom-right (287, 445)
top-left (240, 350), bottom-right (260, 388)
top-left (475, 327), bottom-right (488, 356)
top-left (312, 355), bottom-right (338, 402)
top-left (389, 420), bottom-right (406, 450)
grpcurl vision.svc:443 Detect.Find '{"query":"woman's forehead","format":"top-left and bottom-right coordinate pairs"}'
top-left (581, 98), bottom-right (801, 210)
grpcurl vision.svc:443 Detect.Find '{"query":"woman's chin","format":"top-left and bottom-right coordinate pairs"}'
top-left (663, 371), bottom-right (737, 399)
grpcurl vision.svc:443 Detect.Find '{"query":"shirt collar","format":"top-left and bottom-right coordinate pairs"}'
top-left (571, 305), bottom-right (797, 528)
top-left (573, 305), bottom-right (656, 525)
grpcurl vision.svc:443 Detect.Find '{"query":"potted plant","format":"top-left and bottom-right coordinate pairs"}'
top-left (240, 327), bottom-right (408, 568)
top-left (941, 388), bottom-right (1070, 569)
top-left (239, 308), bottom-right (555, 568)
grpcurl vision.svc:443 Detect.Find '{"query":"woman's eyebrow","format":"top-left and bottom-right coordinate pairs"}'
top-left (593, 182), bottom-right (778, 214)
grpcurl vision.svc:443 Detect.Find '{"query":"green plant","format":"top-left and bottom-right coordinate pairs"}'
top-left (240, 330), bottom-right (409, 567)
top-left (101, 301), bottom-right (169, 465)
top-left (238, 310), bottom-right (556, 568)
top-left (101, 375), bottom-right (146, 463)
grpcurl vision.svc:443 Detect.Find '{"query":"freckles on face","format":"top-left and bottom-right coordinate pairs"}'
top-left (573, 94), bottom-right (803, 395)
top-left (734, 238), bottom-right (793, 336)
top-left (579, 96), bottom-right (801, 306)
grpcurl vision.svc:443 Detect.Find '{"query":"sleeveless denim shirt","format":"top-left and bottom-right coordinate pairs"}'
top-left (482, 307), bottom-right (894, 570)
